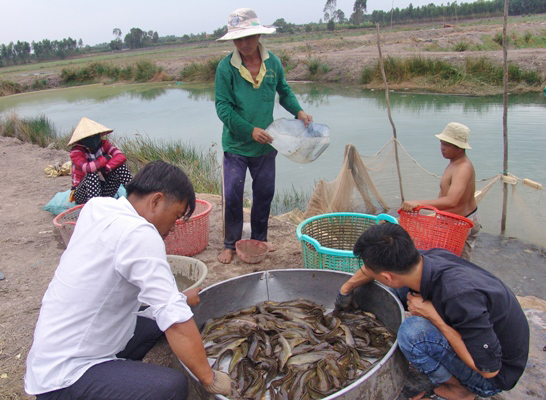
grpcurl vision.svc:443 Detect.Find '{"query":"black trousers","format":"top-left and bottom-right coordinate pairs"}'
top-left (37, 316), bottom-right (188, 400)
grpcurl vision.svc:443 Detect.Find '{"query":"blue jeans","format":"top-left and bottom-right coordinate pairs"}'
top-left (222, 150), bottom-right (277, 250)
top-left (392, 288), bottom-right (501, 397)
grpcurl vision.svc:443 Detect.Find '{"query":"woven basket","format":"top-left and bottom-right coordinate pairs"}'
top-left (398, 206), bottom-right (473, 256)
top-left (296, 212), bottom-right (398, 273)
top-left (235, 239), bottom-right (268, 264)
top-left (164, 199), bottom-right (212, 256)
top-left (53, 204), bottom-right (85, 247)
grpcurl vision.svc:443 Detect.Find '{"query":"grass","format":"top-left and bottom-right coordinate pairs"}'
top-left (178, 57), bottom-right (222, 82)
top-left (60, 60), bottom-right (166, 84)
top-left (306, 57), bottom-right (329, 76)
top-left (117, 135), bottom-right (221, 195)
top-left (0, 113), bottom-right (66, 148)
top-left (360, 56), bottom-right (545, 88)
top-left (270, 185), bottom-right (312, 216)
top-left (0, 80), bottom-right (24, 96)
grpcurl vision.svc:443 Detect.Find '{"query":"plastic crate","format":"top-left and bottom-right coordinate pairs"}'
top-left (398, 206), bottom-right (473, 256)
top-left (53, 204), bottom-right (85, 247)
top-left (296, 212), bottom-right (398, 273)
top-left (164, 199), bottom-right (212, 256)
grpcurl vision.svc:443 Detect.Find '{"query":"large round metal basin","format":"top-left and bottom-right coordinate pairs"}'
top-left (178, 269), bottom-right (408, 399)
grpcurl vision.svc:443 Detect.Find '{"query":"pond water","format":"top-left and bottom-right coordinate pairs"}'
top-left (1, 82), bottom-right (545, 194)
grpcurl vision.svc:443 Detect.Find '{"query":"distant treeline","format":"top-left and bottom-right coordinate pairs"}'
top-left (365, 0), bottom-right (546, 26)
top-left (0, 37), bottom-right (82, 66)
top-left (1, 0), bottom-right (545, 68)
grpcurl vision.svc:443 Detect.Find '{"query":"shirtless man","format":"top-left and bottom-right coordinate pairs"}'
top-left (401, 122), bottom-right (480, 260)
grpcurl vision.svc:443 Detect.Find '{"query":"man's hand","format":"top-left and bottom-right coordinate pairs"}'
top-left (401, 201), bottom-right (420, 212)
top-left (182, 287), bottom-right (201, 307)
top-left (252, 127), bottom-right (274, 144)
top-left (202, 370), bottom-right (233, 396)
top-left (297, 110), bottom-right (313, 128)
top-left (407, 292), bottom-right (440, 323)
top-left (334, 290), bottom-right (353, 311)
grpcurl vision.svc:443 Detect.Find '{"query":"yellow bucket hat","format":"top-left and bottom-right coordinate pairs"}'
top-left (435, 122), bottom-right (472, 150)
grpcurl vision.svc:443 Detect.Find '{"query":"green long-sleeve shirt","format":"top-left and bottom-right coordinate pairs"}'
top-left (215, 44), bottom-right (303, 157)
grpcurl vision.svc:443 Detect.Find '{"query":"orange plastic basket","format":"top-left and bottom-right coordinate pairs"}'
top-left (53, 204), bottom-right (85, 247)
top-left (164, 199), bottom-right (212, 256)
top-left (398, 206), bottom-right (473, 256)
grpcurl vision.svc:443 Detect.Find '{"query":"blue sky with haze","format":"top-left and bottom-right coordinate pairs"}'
top-left (2, 0), bottom-right (478, 46)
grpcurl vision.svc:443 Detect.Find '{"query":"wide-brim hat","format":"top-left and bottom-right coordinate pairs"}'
top-left (68, 117), bottom-right (113, 145)
top-left (217, 8), bottom-right (276, 41)
top-left (435, 122), bottom-right (472, 150)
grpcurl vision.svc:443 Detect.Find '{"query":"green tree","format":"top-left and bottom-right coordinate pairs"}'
top-left (323, 0), bottom-right (337, 21)
top-left (124, 28), bottom-right (145, 49)
top-left (350, 0), bottom-right (367, 25)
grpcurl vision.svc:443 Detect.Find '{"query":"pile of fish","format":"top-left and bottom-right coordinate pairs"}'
top-left (201, 299), bottom-right (396, 399)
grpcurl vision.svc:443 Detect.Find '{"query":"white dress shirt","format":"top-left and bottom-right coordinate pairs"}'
top-left (25, 196), bottom-right (193, 395)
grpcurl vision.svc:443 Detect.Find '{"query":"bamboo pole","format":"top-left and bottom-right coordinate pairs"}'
top-left (501, 0), bottom-right (509, 235)
top-left (376, 23), bottom-right (405, 203)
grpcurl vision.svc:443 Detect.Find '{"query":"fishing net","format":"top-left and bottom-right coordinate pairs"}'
top-left (302, 141), bottom-right (546, 249)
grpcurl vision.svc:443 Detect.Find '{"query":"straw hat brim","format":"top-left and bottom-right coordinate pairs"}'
top-left (435, 133), bottom-right (472, 150)
top-left (217, 26), bottom-right (276, 42)
top-left (68, 117), bottom-right (113, 145)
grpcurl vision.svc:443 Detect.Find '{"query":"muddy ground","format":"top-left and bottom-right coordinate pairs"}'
top-left (0, 135), bottom-right (544, 399)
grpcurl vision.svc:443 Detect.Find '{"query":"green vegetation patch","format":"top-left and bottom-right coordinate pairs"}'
top-left (361, 56), bottom-right (545, 88)
top-left (0, 80), bottom-right (24, 96)
top-left (179, 57), bottom-right (222, 82)
top-left (118, 136), bottom-right (221, 195)
top-left (60, 60), bottom-right (164, 84)
top-left (0, 114), bottom-right (61, 148)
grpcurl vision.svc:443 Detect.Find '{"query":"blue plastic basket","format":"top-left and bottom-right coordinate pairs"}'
top-left (296, 212), bottom-right (398, 272)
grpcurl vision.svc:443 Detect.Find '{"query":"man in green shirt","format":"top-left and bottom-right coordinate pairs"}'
top-left (215, 8), bottom-right (312, 264)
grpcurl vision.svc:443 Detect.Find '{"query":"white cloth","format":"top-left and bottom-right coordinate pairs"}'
top-left (25, 197), bottom-right (193, 395)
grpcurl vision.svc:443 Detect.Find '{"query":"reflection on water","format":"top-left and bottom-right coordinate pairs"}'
top-left (1, 82), bottom-right (545, 192)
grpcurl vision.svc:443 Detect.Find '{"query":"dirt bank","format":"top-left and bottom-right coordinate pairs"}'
top-left (4, 17), bottom-right (546, 96)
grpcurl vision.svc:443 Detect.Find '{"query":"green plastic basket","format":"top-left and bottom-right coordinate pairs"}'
top-left (296, 212), bottom-right (398, 272)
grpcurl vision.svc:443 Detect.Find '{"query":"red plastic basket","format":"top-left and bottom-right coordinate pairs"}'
top-left (398, 206), bottom-right (473, 256)
top-left (164, 199), bottom-right (212, 256)
top-left (53, 204), bottom-right (85, 247)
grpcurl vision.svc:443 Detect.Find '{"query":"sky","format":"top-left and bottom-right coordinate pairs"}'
top-left (1, 0), bottom-right (478, 47)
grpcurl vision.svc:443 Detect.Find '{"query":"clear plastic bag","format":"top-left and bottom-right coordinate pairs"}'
top-left (266, 118), bottom-right (330, 164)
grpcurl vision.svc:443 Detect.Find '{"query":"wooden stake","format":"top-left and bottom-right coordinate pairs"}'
top-left (501, 0), bottom-right (509, 235)
top-left (376, 23), bottom-right (405, 203)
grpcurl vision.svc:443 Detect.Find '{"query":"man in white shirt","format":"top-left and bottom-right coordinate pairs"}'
top-left (25, 161), bottom-right (232, 399)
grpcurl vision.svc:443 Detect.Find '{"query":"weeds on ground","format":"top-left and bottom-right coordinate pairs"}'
top-left (0, 114), bottom-right (63, 148)
top-left (0, 80), bottom-right (24, 96)
top-left (306, 57), bottom-right (329, 76)
top-left (360, 56), bottom-right (545, 89)
top-left (453, 41), bottom-right (469, 52)
top-left (60, 61), bottom-right (164, 84)
top-left (179, 57), bottom-right (222, 82)
top-left (118, 136), bottom-right (222, 194)
top-left (270, 185), bottom-right (313, 216)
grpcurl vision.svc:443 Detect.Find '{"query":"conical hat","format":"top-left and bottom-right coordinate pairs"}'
top-left (68, 117), bottom-right (113, 145)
